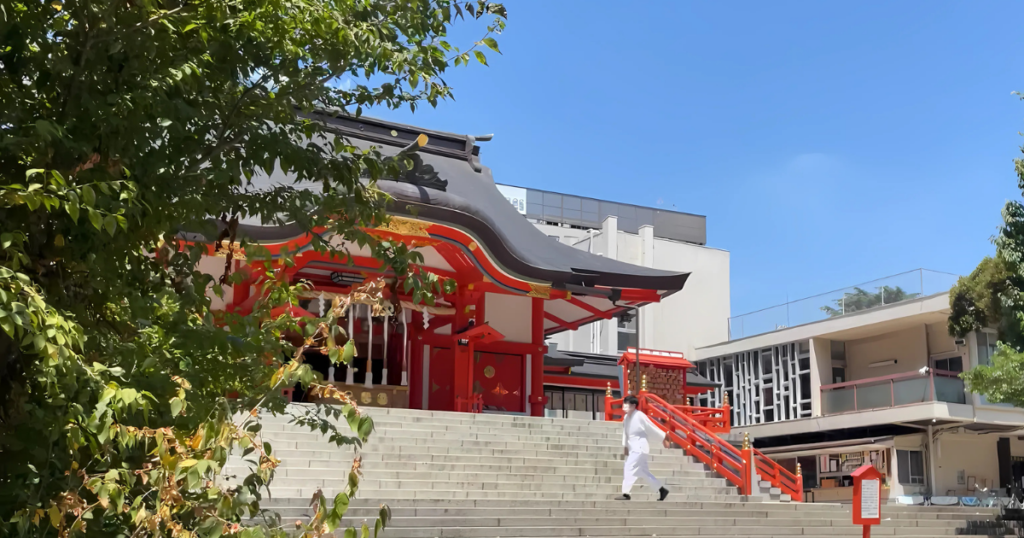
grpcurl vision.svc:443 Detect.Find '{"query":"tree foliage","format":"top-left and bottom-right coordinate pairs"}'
top-left (953, 94), bottom-right (1024, 407)
top-left (0, 0), bottom-right (506, 537)
top-left (820, 286), bottom-right (919, 317)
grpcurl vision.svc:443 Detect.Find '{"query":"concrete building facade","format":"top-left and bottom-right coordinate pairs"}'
top-left (692, 291), bottom-right (1024, 503)
top-left (494, 183), bottom-right (732, 360)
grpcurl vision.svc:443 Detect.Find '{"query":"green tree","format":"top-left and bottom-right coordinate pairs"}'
top-left (821, 286), bottom-right (919, 317)
top-left (950, 117), bottom-right (1024, 406)
top-left (0, 1), bottom-right (505, 537)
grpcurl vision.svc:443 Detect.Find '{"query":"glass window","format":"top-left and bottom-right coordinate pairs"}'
top-left (617, 331), bottom-right (638, 353)
top-left (617, 315), bottom-right (636, 331)
top-left (832, 367), bottom-right (846, 384)
top-left (977, 331), bottom-right (997, 366)
top-left (934, 356), bottom-right (963, 373)
top-left (897, 450), bottom-right (925, 485)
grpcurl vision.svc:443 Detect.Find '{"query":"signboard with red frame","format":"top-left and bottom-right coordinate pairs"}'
top-left (852, 464), bottom-right (883, 536)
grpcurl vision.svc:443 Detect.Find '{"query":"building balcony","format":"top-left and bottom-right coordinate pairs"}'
top-left (821, 368), bottom-right (965, 416)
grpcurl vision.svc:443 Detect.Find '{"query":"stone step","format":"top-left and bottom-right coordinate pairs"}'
top-left (241, 466), bottom-right (718, 481)
top-left (261, 497), bottom-right (993, 515)
top-left (259, 478), bottom-right (738, 494)
top-left (374, 516), bottom-right (969, 529)
top-left (246, 475), bottom-right (732, 490)
top-left (268, 445), bottom-right (701, 463)
top-left (263, 488), bottom-right (747, 501)
top-left (268, 451), bottom-right (708, 471)
top-left (261, 423), bottom-right (625, 439)
top-left (341, 525), bottom-right (970, 537)
top-left (265, 437), bottom-right (643, 453)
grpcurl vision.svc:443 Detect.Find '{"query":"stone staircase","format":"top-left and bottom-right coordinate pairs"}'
top-left (236, 405), bottom-right (1001, 537)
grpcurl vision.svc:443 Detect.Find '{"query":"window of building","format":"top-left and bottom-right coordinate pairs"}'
top-left (977, 330), bottom-right (997, 366)
top-left (932, 355), bottom-right (964, 373)
top-left (616, 314), bottom-right (637, 353)
top-left (897, 450), bottom-right (925, 485)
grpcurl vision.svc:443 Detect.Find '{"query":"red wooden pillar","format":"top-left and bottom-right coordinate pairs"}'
top-left (451, 292), bottom-right (475, 411)
top-left (529, 297), bottom-right (546, 417)
top-left (409, 311), bottom-right (423, 410)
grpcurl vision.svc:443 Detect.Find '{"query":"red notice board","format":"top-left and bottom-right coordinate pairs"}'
top-left (852, 464), bottom-right (882, 532)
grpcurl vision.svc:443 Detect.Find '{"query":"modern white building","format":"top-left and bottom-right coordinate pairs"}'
top-left (691, 277), bottom-right (1024, 504)
top-left (494, 183), bottom-right (732, 360)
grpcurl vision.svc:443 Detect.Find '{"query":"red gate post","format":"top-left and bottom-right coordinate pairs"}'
top-left (852, 464), bottom-right (883, 537)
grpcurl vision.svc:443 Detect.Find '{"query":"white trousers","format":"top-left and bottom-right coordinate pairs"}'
top-left (622, 450), bottom-right (663, 494)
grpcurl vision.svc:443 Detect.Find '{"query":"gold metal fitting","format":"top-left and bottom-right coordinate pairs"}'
top-left (796, 463), bottom-right (802, 477)
top-left (723, 392), bottom-right (730, 405)
top-left (606, 382), bottom-right (613, 397)
top-left (686, 397), bottom-right (692, 406)
top-left (742, 432), bottom-right (750, 450)
top-left (641, 374), bottom-right (647, 392)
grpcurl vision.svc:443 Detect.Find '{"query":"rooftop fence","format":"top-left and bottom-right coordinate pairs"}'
top-left (728, 269), bottom-right (961, 340)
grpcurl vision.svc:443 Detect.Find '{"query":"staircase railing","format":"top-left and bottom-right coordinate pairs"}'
top-left (670, 404), bottom-right (731, 433)
top-left (604, 391), bottom-right (803, 501)
top-left (637, 392), bottom-right (752, 496)
top-left (752, 447), bottom-right (804, 502)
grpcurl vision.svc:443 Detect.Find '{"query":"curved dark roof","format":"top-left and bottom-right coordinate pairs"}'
top-left (194, 112), bottom-right (689, 296)
top-left (316, 112), bottom-right (689, 293)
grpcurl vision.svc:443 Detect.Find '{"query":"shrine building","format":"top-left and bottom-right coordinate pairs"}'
top-left (192, 112), bottom-right (694, 416)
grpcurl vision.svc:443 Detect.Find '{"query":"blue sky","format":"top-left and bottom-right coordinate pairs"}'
top-left (373, 2), bottom-right (1024, 317)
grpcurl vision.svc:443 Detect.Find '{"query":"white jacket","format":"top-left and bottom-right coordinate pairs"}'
top-left (621, 410), bottom-right (666, 454)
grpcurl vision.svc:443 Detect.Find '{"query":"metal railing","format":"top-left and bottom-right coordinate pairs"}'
top-left (728, 269), bottom-right (961, 340)
top-left (820, 368), bottom-right (966, 415)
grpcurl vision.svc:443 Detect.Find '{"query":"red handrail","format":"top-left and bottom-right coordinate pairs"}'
top-left (670, 405), bottom-right (731, 433)
top-left (606, 392), bottom-right (803, 502)
top-left (455, 393), bottom-right (483, 413)
top-left (637, 392), bottom-right (752, 496)
top-left (752, 447), bottom-right (804, 502)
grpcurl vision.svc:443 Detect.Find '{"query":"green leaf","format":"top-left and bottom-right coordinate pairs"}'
top-left (103, 215), bottom-right (117, 236)
top-left (357, 415), bottom-right (374, 440)
top-left (341, 339), bottom-right (356, 365)
top-left (361, 522), bottom-right (370, 538)
top-left (159, 118), bottom-right (172, 127)
top-left (481, 37), bottom-right (501, 54)
top-left (88, 209), bottom-right (102, 230)
top-left (170, 398), bottom-right (183, 416)
top-left (25, 169), bottom-right (45, 179)
top-left (65, 191), bottom-right (80, 223)
top-left (1, 233), bottom-right (12, 249)
top-left (343, 528), bottom-right (356, 538)
top-left (81, 185), bottom-right (96, 207)
top-left (474, 51), bottom-right (488, 66)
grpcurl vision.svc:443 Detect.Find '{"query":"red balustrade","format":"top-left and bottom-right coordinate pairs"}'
top-left (605, 391), bottom-right (803, 502)
top-left (752, 447), bottom-right (804, 502)
top-left (455, 393), bottom-right (483, 413)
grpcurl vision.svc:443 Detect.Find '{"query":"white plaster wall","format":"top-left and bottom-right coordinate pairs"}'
top-left (933, 433), bottom-right (1000, 496)
top-left (845, 325), bottom-right (928, 381)
top-left (809, 338), bottom-right (831, 417)
top-left (484, 293), bottom-right (532, 343)
top-left (926, 321), bottom-right (959, 356)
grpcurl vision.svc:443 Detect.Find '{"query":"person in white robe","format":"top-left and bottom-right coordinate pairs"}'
top-left (616, 395), bottom-right (671, 501)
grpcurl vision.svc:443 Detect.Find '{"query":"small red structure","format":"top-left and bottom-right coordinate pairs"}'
top-left (852, 464), bottom-right (883, 537)
top-left (615, 348), bottom-right (728, 432)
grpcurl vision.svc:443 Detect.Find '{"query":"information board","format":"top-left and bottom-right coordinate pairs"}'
top-left (859, 478), bottom-right (880, 520)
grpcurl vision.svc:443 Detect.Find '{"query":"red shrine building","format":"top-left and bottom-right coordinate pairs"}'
top-left (194, 112), bottom-right (692, 417)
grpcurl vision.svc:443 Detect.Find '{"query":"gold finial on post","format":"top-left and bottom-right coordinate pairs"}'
top-left (606, 382), bottom-right (613, 397)
top-left (796, 463), bottom-right (802, 477)
top-left (723, 391), bottom-right (730, 406)
top-left (641, 374), bottom-right (647, 392)
top-left (742, 432), bottom-right (750, 450)
top-left (687, 397), bottom-right (692, 407)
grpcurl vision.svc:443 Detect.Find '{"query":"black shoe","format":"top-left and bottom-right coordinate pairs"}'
top-left (658, 487), bottom-right (670, 501)
top-left (615, 494), bottom-right (631, 501)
